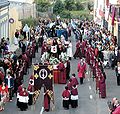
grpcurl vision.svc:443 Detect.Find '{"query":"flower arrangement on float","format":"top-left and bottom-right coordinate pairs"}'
top-left (41, 37), bottom-right (68, 69)
top-left (59, 52), bottom-right (68, 63)
top-left (41, 51), bottom-right (68, 67)
top-left (49, 57), bottom-right (60, 65)
top-left (41, 52), bottom-right (50, 63)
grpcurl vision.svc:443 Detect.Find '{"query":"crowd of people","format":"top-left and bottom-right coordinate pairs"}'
top-left (0, 16), bottom-right (120, 113)
top-left (0, 26), bottom-right (39, 111)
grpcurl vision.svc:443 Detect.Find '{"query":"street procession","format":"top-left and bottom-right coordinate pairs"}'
top-left (0, 0), bottom-right (120, 114)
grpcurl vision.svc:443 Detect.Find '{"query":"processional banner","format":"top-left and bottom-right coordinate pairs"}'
top-left (33, 64), bottom-right (54, 103)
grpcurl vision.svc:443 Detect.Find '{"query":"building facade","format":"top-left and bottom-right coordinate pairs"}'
top-left (0, 0), bottom-right (10, 40)
top-left (9, 7), bottom-right (22, 43)
top-left (94, 0), bottom-right (105, 27)
top-left (9, 0), bottom-right (36, 20)
top-left (94, 0), bottom-right (120, 46)
top-left (8, 0), bottom-right (35, 43)
top-left (106, 0), bottom-right (120, 46)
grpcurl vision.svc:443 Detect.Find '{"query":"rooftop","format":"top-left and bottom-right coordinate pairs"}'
top-left (8, 0), bottom-right (34, 4)
top-left (0, 0), bottom-right (10, 8)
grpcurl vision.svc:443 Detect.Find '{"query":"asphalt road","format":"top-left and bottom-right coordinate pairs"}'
top-left (2, 34), bottom-right (120, 114)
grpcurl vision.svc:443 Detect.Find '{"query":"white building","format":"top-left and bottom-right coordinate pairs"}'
top-left (94, 0), bottom-right (105, 27)
top-left (109, 0), bottom-right (120, 4)
top-left (94, 0), bottom-right (120, 46)
top-left (0, 0), bottom-right (10, 40)
top-left (9, 0), bottom-right (36, 20)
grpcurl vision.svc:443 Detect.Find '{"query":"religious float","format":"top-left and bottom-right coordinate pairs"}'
top-left (40, 37), bottom-right (69, 84)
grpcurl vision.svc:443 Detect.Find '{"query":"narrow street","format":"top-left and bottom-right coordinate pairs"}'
top-left (1, 34), bottom-right (120, 114)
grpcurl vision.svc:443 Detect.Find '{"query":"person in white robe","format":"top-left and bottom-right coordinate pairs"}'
top-left (67, 40), bottom-right (73, 60)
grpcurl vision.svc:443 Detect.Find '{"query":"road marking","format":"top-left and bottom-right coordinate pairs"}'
top-left (90, 95), bottom-right (93, 99)
top-left (89, 86), bottom-right (92, 90)
top-left (88, 78), bottom-right (90, 81)
top-left (40, 107), bottom-right (44, 114)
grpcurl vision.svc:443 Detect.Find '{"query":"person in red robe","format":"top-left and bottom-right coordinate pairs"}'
top-left (108, 98), bottom-right (118, 114)
top-left (71, 73), bottom-right (79, 86)
top-left (94, 47), bottom-right (99, 58)
top-left (99, 75), bottom-right (106, 98)
top-left (27, 84), bottom-right (34, 106)
top-left (18, 87), bottom-right (29, 111)
top-left (0, 70), bottom-right (4, 85)
top-left (0, 82), bottom-right (8, 111)
top-left (62, 86), bottom-right (70, 109)
top-left (44, 90), bottom-right (51, 112)
top-left (66, 59), bottom-right (70, 80)
top-left (92, 57), bottom-right (97, 80)
top-left (27, 75), bottom-right (34, 105)
top-left (23, 60), bottom-right (27, 75)
top-left (73, 40), bottom-right (82, 59)
top-left (81, 40), bottom-right (86, 56)
top-left (112, 100), bottom-right (120, 114)
top-left (32, 41), bottom-right (36, 58)
top-left (17, 83), bottom-right (23, 108)
top-left (85, 45), bottom-right (91, 65)
top-left (57, 60), bottom-right (66, 84)
top-left (26, 48), bottom-right (32, 67)
top-left (77, 59), bottom-right (86, 84)
top-left (95, 68), bottom-right (101, 93)
top-left (85, 45), bottom-right (92, 65)
top-left (22, 53), bottom-right (29, 69)
top-left (41, 42), bottom-right (47, 55)
top-left (67, 79), bottom-right (72, 90)
top-left (70, 85), bottom-right (78, 108)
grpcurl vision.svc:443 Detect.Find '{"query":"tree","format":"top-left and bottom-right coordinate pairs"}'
top-left (75, 1), bottom-right (85, 10)
top-left (21, 17), bottom-right (38, 27)
top-left (87, 2), bottom-right (94, 11)
top-left (36, 0), bottom-right (51, 12)
top-left (53, 0), bottom-right (65, 15)
top-left (64, 0), bottom-right (77, 11)
top-left (60, 10), bottom-right (71, 19)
